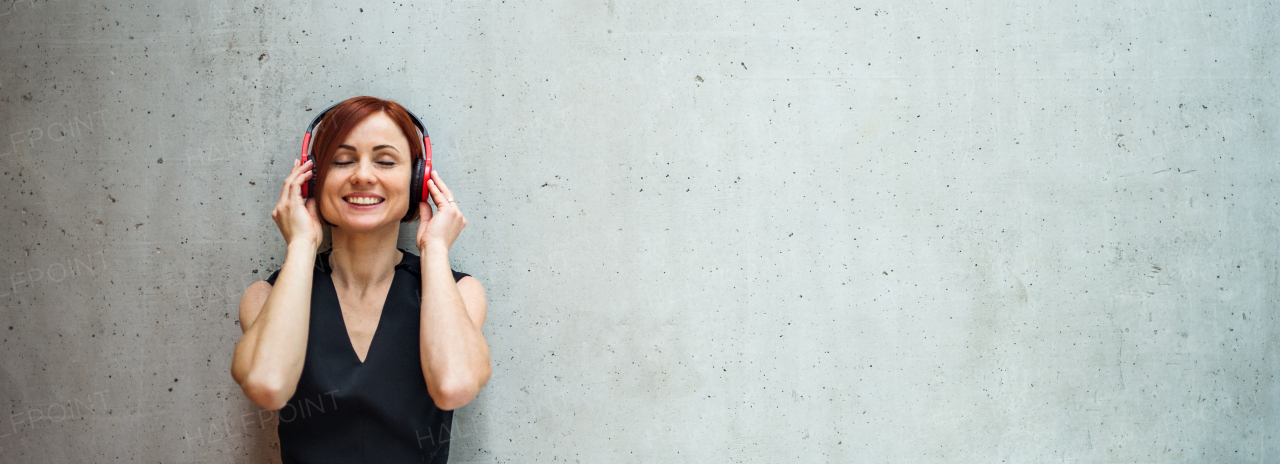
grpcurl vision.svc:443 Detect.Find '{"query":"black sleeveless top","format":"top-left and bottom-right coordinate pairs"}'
top-left (263, 248), bottom-right (470, 463)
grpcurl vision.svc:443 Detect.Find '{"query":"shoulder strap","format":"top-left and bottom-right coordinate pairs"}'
top-left (263, 249), bottom-right (333, 285)
top-left (265, 249), bottom-right (470, 284)
top-left (396, 248), bottom-right (471, 283)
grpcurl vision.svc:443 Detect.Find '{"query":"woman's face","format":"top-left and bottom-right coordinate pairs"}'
top-left (319, 112), bottom-right (413, 231)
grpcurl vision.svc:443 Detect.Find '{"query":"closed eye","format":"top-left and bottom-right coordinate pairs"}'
top-left (332, 161), bottom-right (397, 166)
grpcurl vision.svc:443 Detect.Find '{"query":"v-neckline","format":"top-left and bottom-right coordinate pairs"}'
top-left (323, 251), bottom-right (400, 366)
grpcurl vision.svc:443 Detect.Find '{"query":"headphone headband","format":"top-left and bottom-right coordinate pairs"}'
top-left (304, 102), bottom-right (430, 144)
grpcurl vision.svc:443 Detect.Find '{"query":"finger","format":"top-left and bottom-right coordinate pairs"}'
top-left (429, 170), bottom-right (455, 205)
top-left (426, 176), bottom-right (447, 208)
top-left (279, 158), bottom-right (303, 205)
top-left (286, 158), bottom-right (310, 184)
top-left (418, 200), bottom-right (433, 222)
top-left (287, 160), bottom-right (313, 203)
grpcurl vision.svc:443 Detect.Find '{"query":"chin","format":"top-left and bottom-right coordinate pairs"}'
top-left (335, 217), bottom-right (398, 231)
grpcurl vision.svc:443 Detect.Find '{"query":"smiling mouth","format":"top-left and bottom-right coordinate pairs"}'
top-left (344, 196), bottom-right (384, 205)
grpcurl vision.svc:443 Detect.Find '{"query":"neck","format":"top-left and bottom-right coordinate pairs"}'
top-left (327, 223), bottom-right (402, 290)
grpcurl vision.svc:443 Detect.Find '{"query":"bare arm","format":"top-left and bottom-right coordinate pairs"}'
top-left (415, 169), bottom-right (491, 411)
top-left (231, 245), bottom-right (316, 410)
top-left (231, 157), bottom-right (322, 410)
top-left (419, 245), bottom-right (491, 411)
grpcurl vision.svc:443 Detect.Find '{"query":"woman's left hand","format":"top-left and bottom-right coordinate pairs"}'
top-left (417, 169), bottom-right (467, 253)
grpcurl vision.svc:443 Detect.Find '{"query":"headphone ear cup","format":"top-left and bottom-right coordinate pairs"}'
top-left (306, 165), bottom-right (316, 199)
top-left (406, 158), bottom-right (425, 220)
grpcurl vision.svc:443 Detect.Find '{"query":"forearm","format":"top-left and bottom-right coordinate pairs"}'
top-left (233, 244), bottom-right (315, 408)
top-left (419, 243), bottom-right (490, 407)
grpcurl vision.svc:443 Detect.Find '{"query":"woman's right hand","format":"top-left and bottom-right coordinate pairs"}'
top-left (271, 159), bottom-right (323, 252)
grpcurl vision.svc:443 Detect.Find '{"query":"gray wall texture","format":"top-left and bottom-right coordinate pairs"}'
top-left (0, 0), bottom-right (1276, 462)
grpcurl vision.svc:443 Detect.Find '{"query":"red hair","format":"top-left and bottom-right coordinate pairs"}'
top-left (310, 96), bottom-right (424, 225)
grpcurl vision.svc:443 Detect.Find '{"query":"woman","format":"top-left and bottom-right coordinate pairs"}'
top-left (231, 96), bottom-right (490, 463)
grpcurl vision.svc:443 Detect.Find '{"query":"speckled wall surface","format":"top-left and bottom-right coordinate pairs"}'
top-left (0, 0), bottom-right (1275, 462)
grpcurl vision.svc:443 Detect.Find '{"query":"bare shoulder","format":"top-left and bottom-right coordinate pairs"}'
top-left (238, 280), bottom-right (274, 334)
top-left (456, 275), bottom-right (488, 329)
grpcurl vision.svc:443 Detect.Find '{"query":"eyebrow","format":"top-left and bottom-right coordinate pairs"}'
top-left (338, 144), bottom-right (400, 152)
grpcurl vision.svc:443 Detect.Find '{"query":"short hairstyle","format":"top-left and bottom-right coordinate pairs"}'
top-left (310, 96), bottom-right (425, 225)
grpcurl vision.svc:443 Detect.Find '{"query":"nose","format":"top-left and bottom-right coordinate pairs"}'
top-left (351, 158), bottom-right (378, 186)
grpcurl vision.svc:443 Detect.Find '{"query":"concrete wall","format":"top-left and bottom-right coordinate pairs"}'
top-left (0, 0), bottom-right (1275, 462)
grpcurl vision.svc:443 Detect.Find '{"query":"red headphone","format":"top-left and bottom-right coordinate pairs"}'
top-left (299, 102), bottom-right (433, 221)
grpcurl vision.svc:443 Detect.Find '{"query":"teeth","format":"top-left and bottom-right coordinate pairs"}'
top-left (346, 197), bottom-right (383, 205)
